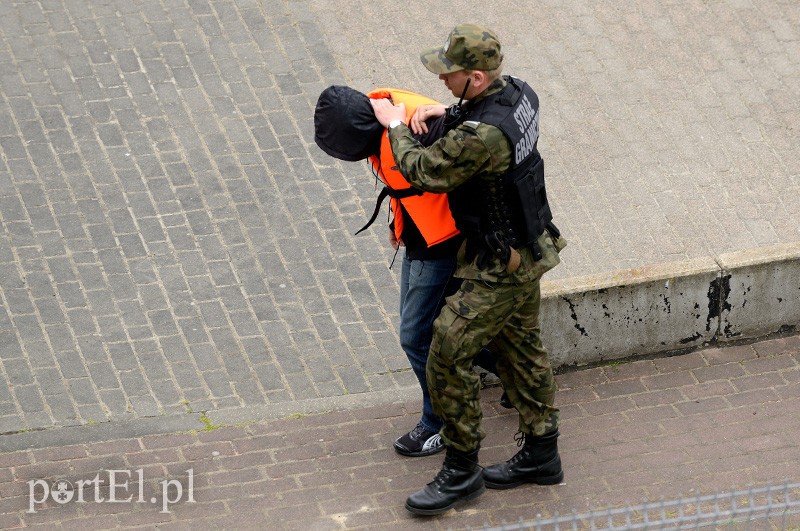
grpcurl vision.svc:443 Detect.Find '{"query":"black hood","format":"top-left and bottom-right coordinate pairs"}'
top-left (314, 85), bottom-right (384, 161)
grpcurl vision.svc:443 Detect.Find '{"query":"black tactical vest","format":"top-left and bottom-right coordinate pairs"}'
top-left (447, 76), bottom-right (555, 257)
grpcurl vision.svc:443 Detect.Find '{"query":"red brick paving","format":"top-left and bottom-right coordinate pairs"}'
top-left (1, 335), bottom-right (800, 529)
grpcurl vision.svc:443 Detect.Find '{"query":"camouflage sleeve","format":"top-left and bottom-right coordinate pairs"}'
top-left (387, 123), bottom-right (497, 193)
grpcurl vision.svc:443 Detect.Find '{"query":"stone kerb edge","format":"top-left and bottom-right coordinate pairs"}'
top-left (539, 243), bottom-right (800, 370)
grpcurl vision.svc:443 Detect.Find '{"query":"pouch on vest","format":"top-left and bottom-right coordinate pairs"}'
top-left (513, 157), bottom-right (553, 259)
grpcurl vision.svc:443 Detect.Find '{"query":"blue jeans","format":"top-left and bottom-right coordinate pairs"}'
top-left (399, 254), bottom-right (460, 433)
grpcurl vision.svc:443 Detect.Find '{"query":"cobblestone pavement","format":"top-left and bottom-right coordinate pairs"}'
top-left (0, 0), bottom-right (798, 493)
top-left (0, 0), bottom-right (405, 434)
top-left (0, 336), bottom-right (798, 528)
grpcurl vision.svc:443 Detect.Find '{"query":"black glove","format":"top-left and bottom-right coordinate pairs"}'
top-left (466, 232), bottom-right (514, 271)
top-left (476, 246), bottom-right (492, 270)
top-left (484, 231), bottom-right (511, 267)
top-left (465, 237), bottom-right (492, 270)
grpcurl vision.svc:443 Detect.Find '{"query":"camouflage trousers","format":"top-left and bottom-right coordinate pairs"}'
top-left (426, 276), bottom-right (559, 452)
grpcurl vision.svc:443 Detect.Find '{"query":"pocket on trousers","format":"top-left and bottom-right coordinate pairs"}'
top-left (444, 289), bottom-right (480, 320)
top-left (431, 288), bottom-right (479, 360)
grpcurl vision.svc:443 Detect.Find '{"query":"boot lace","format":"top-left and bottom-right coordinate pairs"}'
top-left (429, 452), bottom-right (458, 487)
top-left (430, 467), bottom-right (455, 487)
top-left (429, 450), bottom-right (481, 487)
top-left (508, 432), bottom-right (530, 466)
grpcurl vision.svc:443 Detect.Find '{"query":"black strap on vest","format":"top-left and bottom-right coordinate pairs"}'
top-left (354, 186), bottom-right (423, 235)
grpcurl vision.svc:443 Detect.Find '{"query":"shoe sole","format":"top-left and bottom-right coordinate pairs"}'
top-left (404, 485), bottom-right (486, 516)
top-left (394, 444), bottom-right (446, 457)
top-left (484, 472), bottom-right (564, 490)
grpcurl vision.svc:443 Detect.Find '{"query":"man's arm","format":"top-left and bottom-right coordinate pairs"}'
top-left (370, 98), bottom-right (493, 193)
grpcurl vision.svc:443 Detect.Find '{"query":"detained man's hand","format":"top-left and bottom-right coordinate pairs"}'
top-left (409, 104), bottom-right (447, 135)
top-left (370, 99), bottom-right (406, 128)
top-left (389, 227), bottom-right (404, 250)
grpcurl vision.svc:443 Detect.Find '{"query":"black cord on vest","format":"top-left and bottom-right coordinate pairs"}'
top-left (443, 78), bottom-right (471, 131)
top-left (389, 244), bottom-right (400, 270)
top-left (369, 157), bottom-right (381, 189)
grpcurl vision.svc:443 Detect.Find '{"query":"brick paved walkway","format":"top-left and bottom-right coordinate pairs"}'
top-left (1, 335), bottom-right (798, 529)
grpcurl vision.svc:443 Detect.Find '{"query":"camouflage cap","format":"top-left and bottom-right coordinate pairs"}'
top-left (420, 23), bottom-right (503, 74)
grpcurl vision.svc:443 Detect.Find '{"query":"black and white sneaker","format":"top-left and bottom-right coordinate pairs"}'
top-left (394, 424), bottom-right (444, 457)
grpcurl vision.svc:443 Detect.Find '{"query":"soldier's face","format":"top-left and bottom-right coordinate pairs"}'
top-left (439, 71), bottom-right (474, 99)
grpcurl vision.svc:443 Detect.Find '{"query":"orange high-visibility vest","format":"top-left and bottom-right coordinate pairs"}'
top-left (366, 89), bottom-right (460, 247)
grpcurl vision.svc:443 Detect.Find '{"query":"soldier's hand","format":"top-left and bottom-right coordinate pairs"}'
top-left (410, 104), bottom-right (447, 135)
top-left (370, 99), bottom-right (406, 128)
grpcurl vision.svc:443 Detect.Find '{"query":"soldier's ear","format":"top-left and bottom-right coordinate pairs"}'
top-left (471, 70), bottom-right (488, 89)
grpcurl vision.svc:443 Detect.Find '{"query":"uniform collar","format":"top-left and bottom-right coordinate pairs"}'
top-left (467, 77), bottom-right (507, 107)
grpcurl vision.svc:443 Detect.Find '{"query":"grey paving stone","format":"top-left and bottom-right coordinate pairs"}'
top-left (13, 385), bottom-right (46, 414)
top-left (97, 388), bottom-right (129, 417)
top-left (128, 394), bottom-right (161, 417)
top-left (94, 316), bottom-right (127, 343)
top-left (4, 358), bottom-right (36, 386)
top-left (66, 377), bottom-right (101, 406)
top-left (86, 361), bottom-right (121, 391)
top-left (148, 392), bottom-right (180, 419)
top-left (231, 379), bottom-right (264, 405)
top-left (65, 308), bottom-right (96, 337)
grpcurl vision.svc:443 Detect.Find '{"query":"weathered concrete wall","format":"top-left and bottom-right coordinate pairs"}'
top-left (718, 243), bottom-right (800, 341)
top-left (540, 243), bottom-right (800, 369)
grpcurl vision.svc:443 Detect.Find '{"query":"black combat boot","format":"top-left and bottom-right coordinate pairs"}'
top-left (483, 430), bottom-right (563, 489)
top-left (405, 447), bottom-right (485, 515)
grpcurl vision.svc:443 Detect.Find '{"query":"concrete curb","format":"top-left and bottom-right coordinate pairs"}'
top-left (0, 385), bottom-right (423, 453)
top-left (541, 242), bottom-right (800, 369)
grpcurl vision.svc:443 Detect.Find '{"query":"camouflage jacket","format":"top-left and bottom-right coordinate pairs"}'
top-left (388, 78), bottom-right (566, 283)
